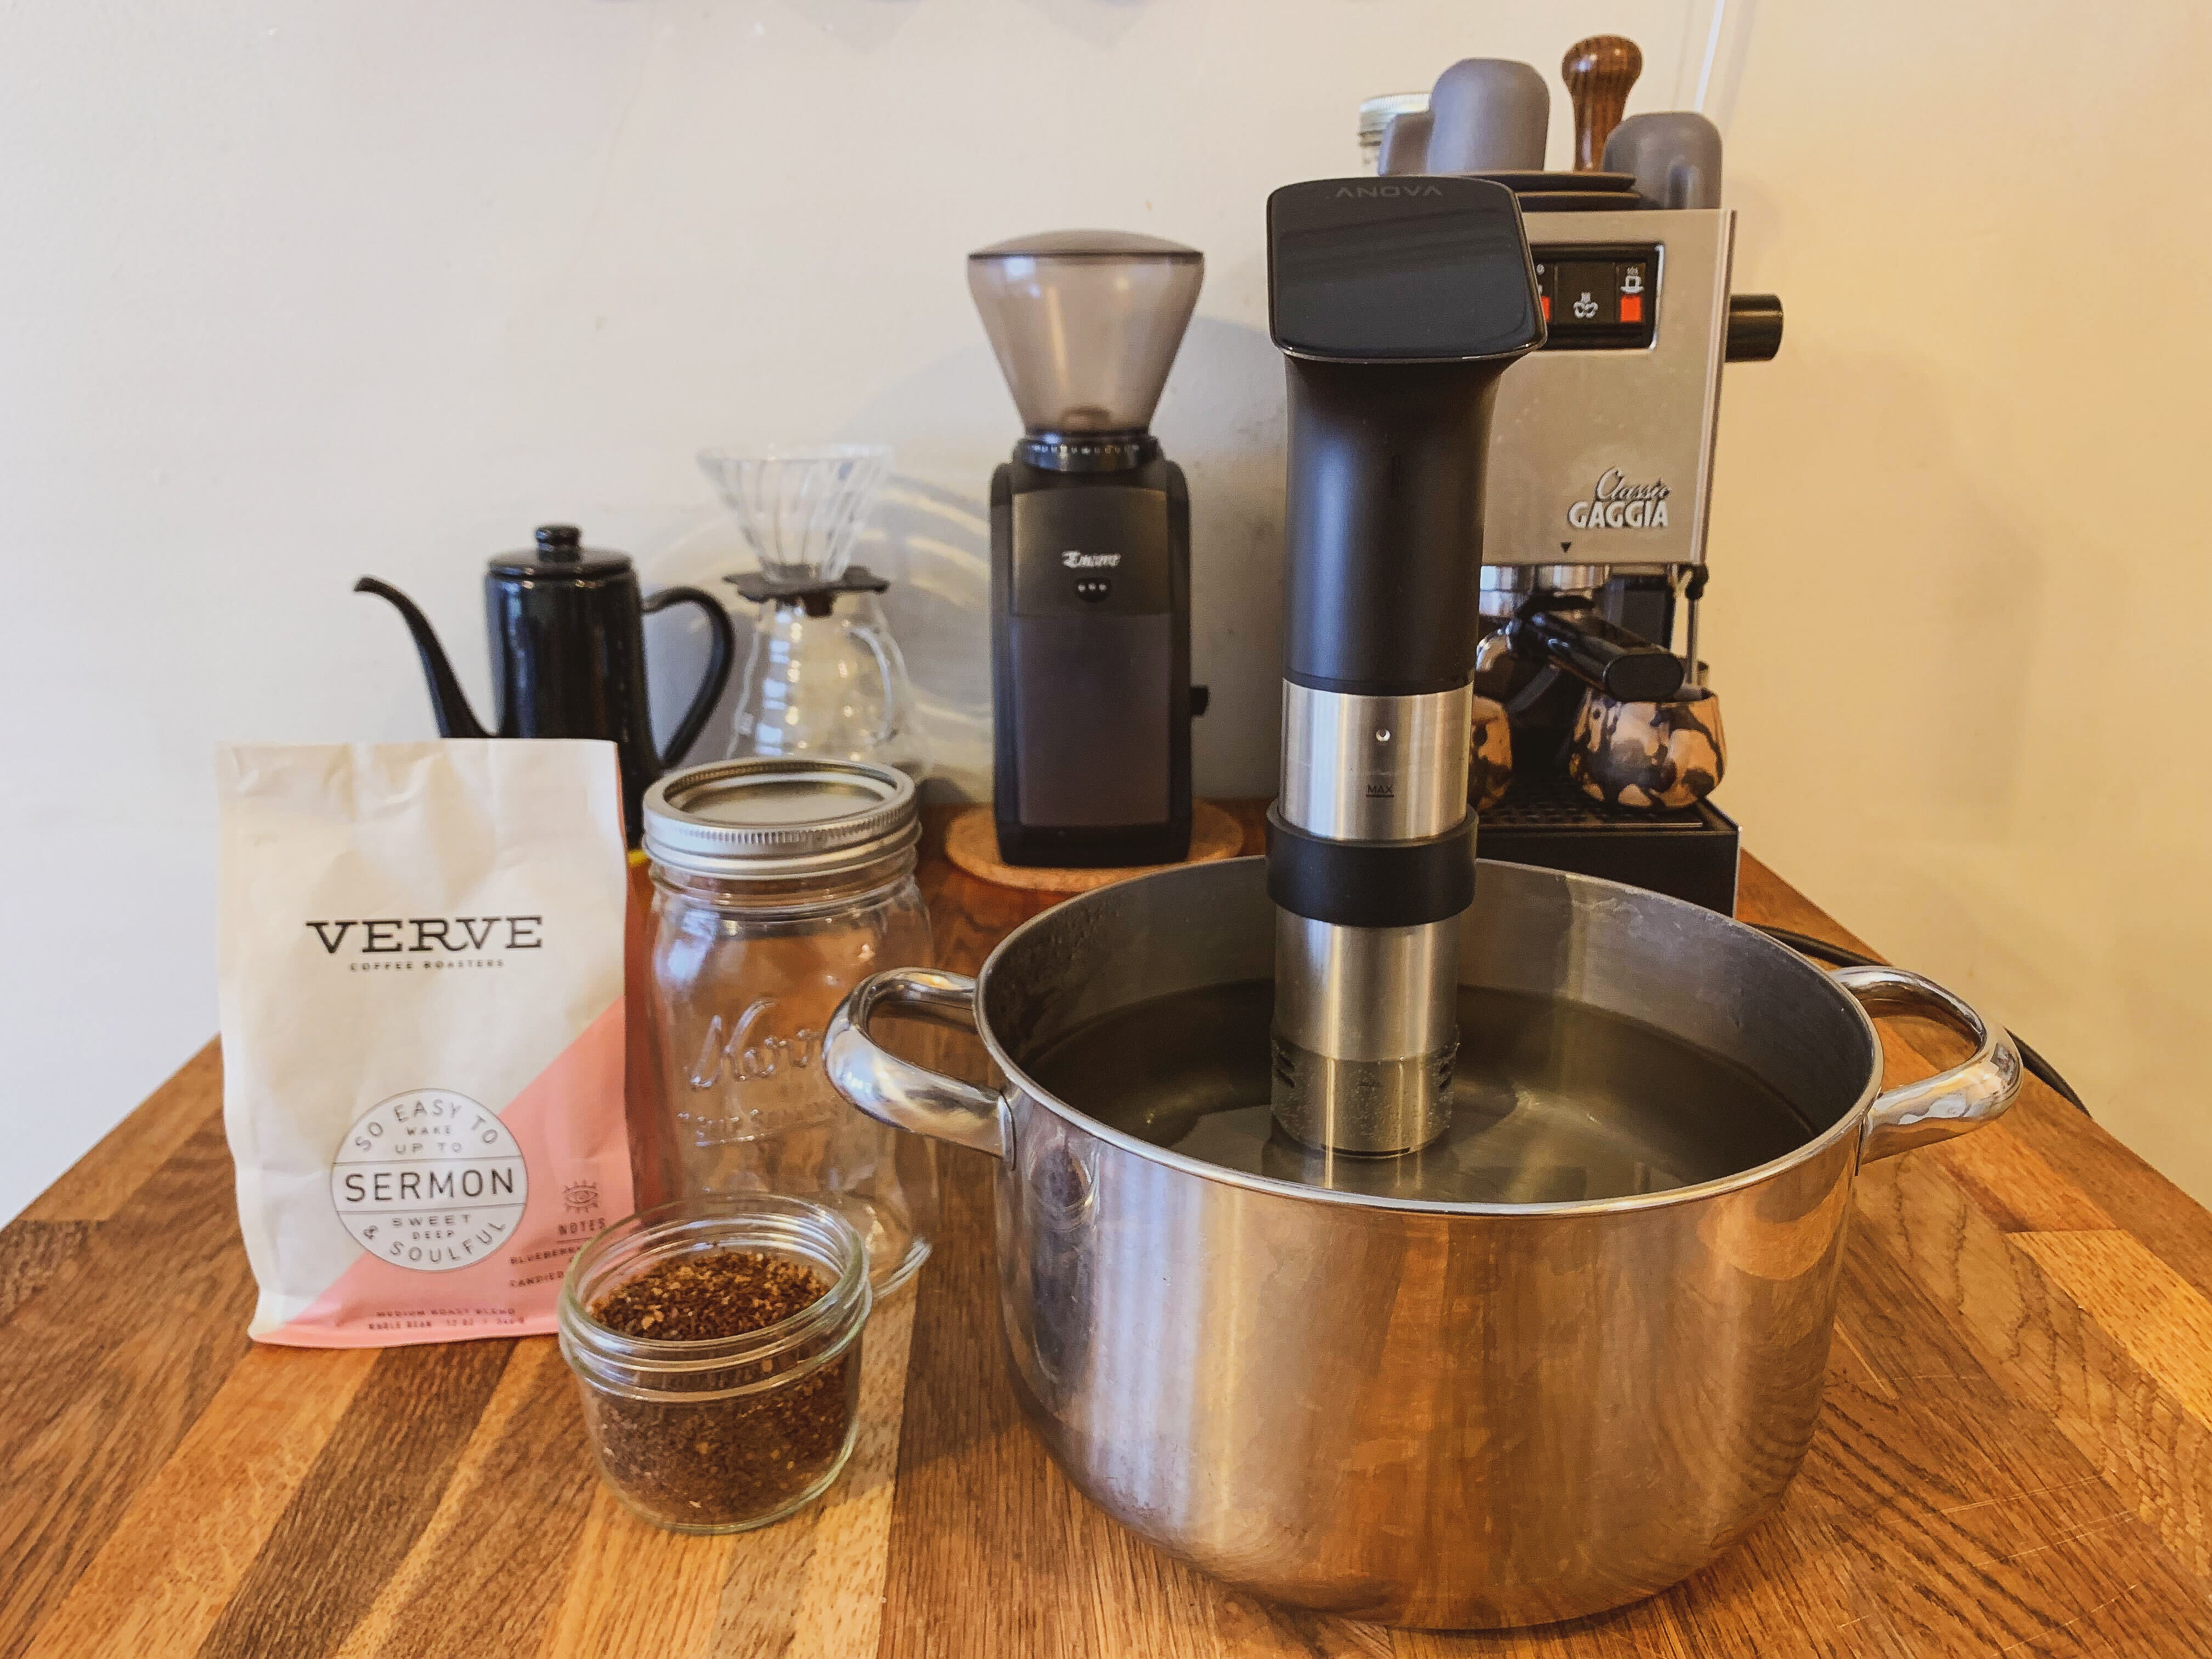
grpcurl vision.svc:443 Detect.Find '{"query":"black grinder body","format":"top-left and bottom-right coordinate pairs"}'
top-left (990, 452), bottom-right (1193, 867)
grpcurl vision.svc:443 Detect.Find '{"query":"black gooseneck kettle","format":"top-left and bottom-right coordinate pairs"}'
top-left (357, 525), bottom-right (736, 843)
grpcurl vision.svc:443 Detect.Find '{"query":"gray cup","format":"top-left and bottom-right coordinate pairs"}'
top-left (1606, 111), bottom-right (1724, 208)
top-left (1425, 59), bottom-right (1549, 174)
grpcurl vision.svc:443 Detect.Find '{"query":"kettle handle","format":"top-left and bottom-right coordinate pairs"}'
top-left (825, 969), bottom-right (1008, 1159)
top-left (641, 586), bottom-right (737, 770)
top-left (1833, 965), bottom-right (2023, 1162)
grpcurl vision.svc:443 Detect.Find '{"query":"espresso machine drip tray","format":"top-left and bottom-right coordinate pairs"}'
top-left (1478, 770), bottom-right (1740, 914)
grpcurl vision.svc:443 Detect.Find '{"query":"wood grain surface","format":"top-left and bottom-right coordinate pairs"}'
top-left (1560, 35), bottom-right (1643, 172)
top-left (4, 805), bottom-right (2210, 1656)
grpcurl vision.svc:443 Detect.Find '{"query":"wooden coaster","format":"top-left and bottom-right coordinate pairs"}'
top-left (943, 800), bottom-right (1246, 893)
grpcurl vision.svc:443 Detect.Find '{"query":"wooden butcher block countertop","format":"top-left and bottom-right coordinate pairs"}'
top-left (6, 803), bottom-right (2212, 1657)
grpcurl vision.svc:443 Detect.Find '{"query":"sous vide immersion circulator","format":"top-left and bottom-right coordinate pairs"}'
top-left (968, 230), bottom-right (1204, 867)
top-left (1265, 176), bottom-right (1544, 1156)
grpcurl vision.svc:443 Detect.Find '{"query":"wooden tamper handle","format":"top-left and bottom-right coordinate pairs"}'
top-left (1562, 35), bottom-right (1643, 171)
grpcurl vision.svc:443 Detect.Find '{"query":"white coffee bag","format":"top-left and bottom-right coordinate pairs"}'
top-left (216, 740), bottom-right (631, 1345)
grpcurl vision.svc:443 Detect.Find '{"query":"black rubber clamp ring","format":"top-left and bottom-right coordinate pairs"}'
top-left (1264, 808), bottom-right (1476, 929)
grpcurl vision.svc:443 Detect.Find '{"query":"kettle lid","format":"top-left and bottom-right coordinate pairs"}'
top-left (488, 524), bottom-right (635, 580)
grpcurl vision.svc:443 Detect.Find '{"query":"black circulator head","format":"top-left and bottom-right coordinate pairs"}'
top-left (1266, 176), bottom-right (1545, 364)
top-left (1265, 176), bottom-right (1546, 696)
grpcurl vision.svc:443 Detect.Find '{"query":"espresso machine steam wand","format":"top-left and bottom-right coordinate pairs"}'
top-left (1265, 178), bottom-right (1545, 1159)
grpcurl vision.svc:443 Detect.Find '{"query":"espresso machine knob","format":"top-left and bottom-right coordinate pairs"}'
top-left (1726, 294), bottom-right (1786, 361)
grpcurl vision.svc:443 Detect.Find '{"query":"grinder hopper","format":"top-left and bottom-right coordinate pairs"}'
top-left (967, 230), bottom-right (1203, 437)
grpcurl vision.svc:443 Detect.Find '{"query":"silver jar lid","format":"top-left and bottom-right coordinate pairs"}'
top-left (644, 758), bottom-right (920, 880)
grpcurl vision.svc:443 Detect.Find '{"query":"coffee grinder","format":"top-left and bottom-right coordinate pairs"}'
top-left (968, 231), bottom-right (1204, 868)
top-left (1369, 38), bottom-right (1785, 912)
top-left (1265, 176), bottom-right (1543, 1156)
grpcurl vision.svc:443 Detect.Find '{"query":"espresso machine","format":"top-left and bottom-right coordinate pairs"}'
top-left (1265, 175), bottom-right (1544, 1155)
top-left (968, 230), bottom-right (1205, 868)
top-left (1365, 37), bottom-right (1784, 912)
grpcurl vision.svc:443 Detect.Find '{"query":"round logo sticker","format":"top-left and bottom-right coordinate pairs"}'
top-left (330, 1090), bottom-right (529, 1272)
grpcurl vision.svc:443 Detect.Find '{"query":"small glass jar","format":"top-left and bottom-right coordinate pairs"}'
top-left (640, 759), bottom-right (936, 1293)
top-left (558, 1195), bottom-right (871, 1534)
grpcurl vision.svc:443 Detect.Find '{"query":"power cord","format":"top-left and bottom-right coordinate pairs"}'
top-left (1754, 925), bottom-right (2088, 1117)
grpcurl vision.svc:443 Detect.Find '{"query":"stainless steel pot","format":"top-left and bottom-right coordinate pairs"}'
top-left (824, 857), bottom-right (2019, 1630)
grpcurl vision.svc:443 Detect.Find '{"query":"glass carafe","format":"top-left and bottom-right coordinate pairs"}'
top-left (727, 584), bottom-right (931, 778)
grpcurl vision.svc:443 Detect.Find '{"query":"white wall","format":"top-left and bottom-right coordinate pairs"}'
top-left (1706, 0), bottom-right (2212, 1205)
top-left (3, 0), bottom-right (2205, 1222)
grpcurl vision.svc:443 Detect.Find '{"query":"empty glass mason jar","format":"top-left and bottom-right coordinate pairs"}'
top-left (640, 759), bottom-right (936, 1293)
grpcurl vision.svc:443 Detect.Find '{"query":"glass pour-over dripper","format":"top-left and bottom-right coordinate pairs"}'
top-left (698, 445), bottom-right (932, 780)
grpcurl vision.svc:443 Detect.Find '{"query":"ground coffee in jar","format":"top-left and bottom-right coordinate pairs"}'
top-left (558, 1197), bottom-right (870, 1533)
top-left (592, 1251), bottom-right (823, 1340)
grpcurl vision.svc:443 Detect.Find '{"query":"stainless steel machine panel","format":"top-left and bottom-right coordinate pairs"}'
top-left (1485, 207), bottom-right (1734, 572)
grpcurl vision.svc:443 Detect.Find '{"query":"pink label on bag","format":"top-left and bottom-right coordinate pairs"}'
top-left (257, 996), bottom-right (629, 1346)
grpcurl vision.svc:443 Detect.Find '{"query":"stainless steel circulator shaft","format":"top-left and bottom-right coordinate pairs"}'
top-left (1271, 685), bottom-right (1471, 1153)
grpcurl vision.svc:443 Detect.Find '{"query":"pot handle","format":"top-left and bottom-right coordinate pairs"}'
top-left (825, 969), bottom-right (1008, 1159)
top-left (1832, 964), bottom-right (2023, 1163)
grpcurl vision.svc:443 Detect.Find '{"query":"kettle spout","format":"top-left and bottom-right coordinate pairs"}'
top-left (354, 577), bottom-right (488, 740)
